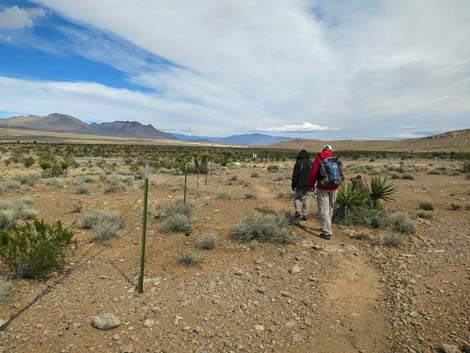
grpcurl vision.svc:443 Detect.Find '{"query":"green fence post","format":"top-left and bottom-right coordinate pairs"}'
top-left (183, 162), bottom-right (188, 205)
top-left (138, 163), bottom-right (149, 293)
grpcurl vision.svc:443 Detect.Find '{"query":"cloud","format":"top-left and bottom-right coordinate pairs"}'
top-left (1, 0), bottom-right (469, 138)
top-left (0, 6), bottom-right (46, 30)
top-left (256, 122), bottom-right (338, 133)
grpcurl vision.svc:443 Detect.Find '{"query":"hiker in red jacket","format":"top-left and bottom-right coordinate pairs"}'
top-left (308, 145), bottom-right (343, 239)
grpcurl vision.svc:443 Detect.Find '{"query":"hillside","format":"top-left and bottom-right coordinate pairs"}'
top-left (0, 113), bottom-right (176, 140)
top-left (270, 129), bottom-right (470, 152)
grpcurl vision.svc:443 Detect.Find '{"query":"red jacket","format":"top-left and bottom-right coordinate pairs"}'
top-left (308, 151), bottom-right (340, 191)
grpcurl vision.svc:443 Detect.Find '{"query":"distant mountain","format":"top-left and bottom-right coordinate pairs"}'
top-left (270, 128), bottom-right (470, 152)
top-left (173, 133), bottom-right (296, 146)
top-left (0, 113), bottom-right (176, 140)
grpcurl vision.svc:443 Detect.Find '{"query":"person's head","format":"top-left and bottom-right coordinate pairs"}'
top-left (322, 144), bottom-right (332, 152)
top-left (296, 149), bottom-right (310, 161)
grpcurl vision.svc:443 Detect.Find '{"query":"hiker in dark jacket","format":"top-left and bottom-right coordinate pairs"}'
top-left (291, 149), bottom-right (313, 220)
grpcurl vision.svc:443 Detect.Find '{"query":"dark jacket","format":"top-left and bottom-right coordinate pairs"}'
top-left (292, 157), bottom-right (312, 192)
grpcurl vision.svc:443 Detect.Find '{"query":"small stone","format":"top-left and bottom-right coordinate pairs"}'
top-left (439, 345), bottom-right (460, 353)
top-left (120, 346), bottom-right (134, 353)
top-left (254, 324), bottom-right (265, 332)
top-left (289, 264), bottom-right (301, 274)
top-left (91, 314), bottom-right (120, 330)
top-left (143, 319), bottom-right (154, 327)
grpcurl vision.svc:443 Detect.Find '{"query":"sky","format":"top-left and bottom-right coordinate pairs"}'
top-left (0, 0), bottom-right (469, 140)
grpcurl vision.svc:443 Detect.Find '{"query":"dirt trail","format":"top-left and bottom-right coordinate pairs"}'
top-left (252, 179), bottom-right (391, 353)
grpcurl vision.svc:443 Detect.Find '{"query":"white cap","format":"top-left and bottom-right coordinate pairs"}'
top-left (322, 144), bottom-right (332, 151)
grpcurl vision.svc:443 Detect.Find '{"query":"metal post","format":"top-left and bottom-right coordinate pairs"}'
top-left (183, 162), bottom-right (188, 205)
top-left (138, 163), bottom-right (149, 293)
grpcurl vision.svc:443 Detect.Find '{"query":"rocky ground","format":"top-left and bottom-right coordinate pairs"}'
top-left (0, 158), bottom-right (469, 353)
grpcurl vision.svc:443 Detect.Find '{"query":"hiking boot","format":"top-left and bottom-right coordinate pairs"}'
top-left (320, 232), bottom-right (331, 240)
top-left (294, 212), bottom-right (301, 219)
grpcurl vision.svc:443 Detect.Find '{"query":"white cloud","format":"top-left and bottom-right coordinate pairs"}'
top-left (256, 122), bottom-right (338, 133)
top-left (2, 0), bottom-right (470, 138)
top-left (0, 6), bottom-right (46, 29)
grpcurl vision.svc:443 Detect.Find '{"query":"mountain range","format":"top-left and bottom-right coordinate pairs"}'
top-left (0, 113), bottom-right (295, 145)
top-left (0, 113), bottom-right (175, 140)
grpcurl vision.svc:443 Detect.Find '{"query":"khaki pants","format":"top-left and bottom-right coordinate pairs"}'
top-left (294, 190), bottom-right (312, 218)
top-left (316, 189), bottom-right (338, 235)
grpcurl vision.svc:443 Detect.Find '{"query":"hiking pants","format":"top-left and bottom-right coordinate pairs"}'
top-left (316, 189), bottom-right (338, 235)
top-left (294, 189), bottom-right (312, 217)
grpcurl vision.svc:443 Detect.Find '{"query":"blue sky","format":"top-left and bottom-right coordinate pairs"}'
top-left (0, 0), bottom-right (469, 139)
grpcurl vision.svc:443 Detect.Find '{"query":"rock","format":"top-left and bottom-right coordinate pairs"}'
top-left (289, 265), bottom-right (301, 274)
top-left (119, 346), bottom-right (134, 353)
top-left (143, 319), bottom-right (154, 327)
top-left (254, 324), bottom-right (265, 332)
top-left (91, 314), bottom-right (120, 330)
top-left (439, 344), bottom-right (460, 353)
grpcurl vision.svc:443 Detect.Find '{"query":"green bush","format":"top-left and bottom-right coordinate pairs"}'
top-left (82, 210), bottom-right (122, 231)
top-left (0, 220), bottom-right (75, 279)
top-left (23, 157), bottom-right (35, 168)
top-left (103, 176), bottom-right (126, 193)
top-left (418, 201), bottom-right (433, 211)
top-left (449, 203), bottom-right (461, 210)
top-left (161, 214), bottom-right (191, 233)
top-left (47, 178), bottom-right (65, 188)
top-left (251, 171), bottom-right (260, 178)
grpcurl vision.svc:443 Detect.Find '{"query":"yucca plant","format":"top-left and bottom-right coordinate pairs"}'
top-left (334, 183), bottom-right (369, 223)
top-left (365, 176), bottom-right (397, 209)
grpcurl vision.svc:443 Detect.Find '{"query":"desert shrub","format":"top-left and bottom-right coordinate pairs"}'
top-left (47, 178), bottom-right (65, 188)
top-left (389, 172), bottom-right (400, 179)
top-left (418, 201), bottom-right (433, 211)
top-left (277, 191), bottom-right (294, 199)
top-left (76, 185), bottom-right (89, 194)
top-left (217, 192), bottom-right (232, 200)
top-left (400, 173), bottom-right (415, 180)
top-left (179, 253), bottom-right (201, 266)
top-left (103, 176), bottom-right (126, 193)
top-left (155, 199), bottom-right (192, 219)
top-left (82, 210), bottom-right (122, 231)
top-left (333, 183), bottom-right (370, 224)
top-left (23, 157), bottom-right (35, 168)
top-left (428, 169), bottom-right (442, 175)
top-left (198, 234), bottom-right (216, 250)
top-left (417, 212), bottom-right (433, 219)
top-left (0, 199), bottom-right (37, 230)
top-left (449, 203), bottom-right (461, 210)
top-left (15, 174), bottom-right (39, 186)
top-left (267, 165), bottom-right (280, 172)
top-left (233, 211), bottom-right (292, 243)
top-left (0, 278), bottom-right (11, 301)
top-left (92, 216), bottom-right (122, 240)
top-left (39, 160), bottom-right (62, 178)
top-left (244, 193), bottom-right (257, 199)
top-left (70, 200), bottom-right (83, 213)
top-left (251, 171), bottom-right (260, 178)
top-left (169, 181), bottom-right (184, 192)
top-left (4, 180), bottom-right (21, 190)
top-left (229, 175), bottom-right (238, 181)
top-left (0, 220), bottom-right (75, 279)
top-left (388, 213), bottom-right (416, 234)
top-left (382, 233), bottom-right (404, 248)
top-left (463, 161), bottom-right (470, 173)
top-left (161, 214), bottom-right (191, 233)
top-left (369, 167), bottom-right (383, 175)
